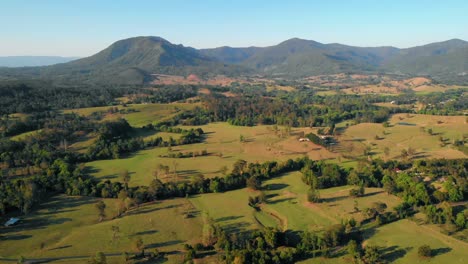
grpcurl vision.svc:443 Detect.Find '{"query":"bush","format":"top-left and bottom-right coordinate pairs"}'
top-left (418, 245), bottom-right (432, 258)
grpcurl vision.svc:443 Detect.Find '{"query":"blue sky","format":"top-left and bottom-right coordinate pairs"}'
top-left (1, 0), bottom-right (467, 56)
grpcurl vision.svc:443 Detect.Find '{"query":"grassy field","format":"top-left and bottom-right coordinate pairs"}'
top-left (10, 129), bottom-right (43, 141)
top-left (261, 172), bottom-right (334, 231)
top-left (63, 103), bottom-right (198, 127)
top-left (0, 195), bottom-right (202, 263)
top-left (189, 188), bottom-right (276, 234)
top-left (261, 172), bottom-right (402, 231)
top-left (86, 123), bottom-right (338, 186)
top-left (337, 114), bottom-right (467, 160)
top-left (362, 219), bottom-right (468, 263)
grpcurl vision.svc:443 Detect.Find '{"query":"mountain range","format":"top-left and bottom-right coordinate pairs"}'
top-left (0, 36), bottom-right (466, 85)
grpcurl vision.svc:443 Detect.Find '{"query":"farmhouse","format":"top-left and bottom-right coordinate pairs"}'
top-left (4, 217), bottom-right (20, 227)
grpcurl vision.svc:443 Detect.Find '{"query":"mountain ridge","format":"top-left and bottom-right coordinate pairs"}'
top-left (1, 36), bottom-right (466, 84)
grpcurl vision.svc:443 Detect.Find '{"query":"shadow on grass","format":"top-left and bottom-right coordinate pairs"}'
top-left (264, 183), bottom-right (289, 191)
top-left (321, 190), bottom-right (383, 203)
top-left (126, 203), bottom-right (182, 216)
top-left (49, 245), bottom-right (72, 251)
top-left (267, 197), bottom-right (295, 204)
top-left (132, 230), bottom-right (158, 236)
top-left (222, 221), bottom-right (251, 234)
top-left (381, 245), bottom-right (411, 262)
top-left (432, 247), bottom-right (452, 257)
top-left (216, 215), bottom-right (244, 222)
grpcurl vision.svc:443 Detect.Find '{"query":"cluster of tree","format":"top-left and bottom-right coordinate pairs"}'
top-left (304, 132), bottom-right (328, 147)
top-left (417, 89), bottom-right (467, 115)
top-left (423, 202), bottom-right (467, 230)
top-left (0, 158), bottom-right (94, 214)
top-left (186, 221), bottom-right (364, 263)
top-left (201, 92), bottom-right (402, 127)
top-left (130, 85), bottom-right (199, 104)
top-left (301, 161), bottom-right (347, 189)
top-left (86, 119), bottom-right (205, 160)
top-left (0, 81), bottom-right (138, 115)
top-left (86, 119), bottom-right (140, 160)
top-left (299, 158), bottom-right (467, 232)
top-left (0, 114), bottom-right (93, 171)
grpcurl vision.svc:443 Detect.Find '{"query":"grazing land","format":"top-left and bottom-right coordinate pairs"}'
top-left (0, 195), bottom-right (202, 263)
top-left (337, 114), bottom-right (467, 160)
top-left (64, 103), bottom-right (198, 127)
top-left (86, 123), bottom-right (337, 186)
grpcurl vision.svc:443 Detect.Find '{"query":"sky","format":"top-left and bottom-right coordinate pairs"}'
top-left (1, 0), bottom-right (467, 56)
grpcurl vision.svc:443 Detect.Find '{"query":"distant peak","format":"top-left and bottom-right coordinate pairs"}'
top-left (278, 38), bottom-right (323, 46)
top-left (112, 36), bottom-right (171, 45)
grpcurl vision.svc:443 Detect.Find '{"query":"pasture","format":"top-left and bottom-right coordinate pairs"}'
top-left (0, 195), bottom-right (202, 263)
top-left (337, 114), bottom-right (467, 160)
top-left (63, 103), bottom-right (197, 127)
top-left (261, 172), bottom-right (401, 231)
top-left (86, 123), bottom-right (337, 186)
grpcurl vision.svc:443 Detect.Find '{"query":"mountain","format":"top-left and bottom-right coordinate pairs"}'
top-left (0, 56), bottom-right (79, 67)
top-left (380, 39), bottom-right (468, 83)
top-left (202, 38), bottom-right (400, 77)
top-left (1, 37), bottom-right (466, 85)
top-left (0, 37), bottom-right (250, 85)
top-left (201, 38), bottom-right (468, 82)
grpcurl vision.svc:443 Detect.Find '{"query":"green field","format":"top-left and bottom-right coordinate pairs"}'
top-left (260, 173), bottom-right (402, 231)
top-left (363, 219), bottom-right (468, 264)
top-left (0, 195), bottom-right (202, 263)
top-left (10, 129), bottom-right (43, 141)
top-left (338, 114), bottom-right (467, 160)
top-left (261, 172), bottom-right (334, 231)
top-left (86, 123), bottom-right (338, 186)
top-left (189, 188), bottom-right (276, 233)
top-left (63, 103), bottom-right (197, 127)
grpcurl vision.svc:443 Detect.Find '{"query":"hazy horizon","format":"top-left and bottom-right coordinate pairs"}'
top-left (1, 0), bottom-right (467, 56)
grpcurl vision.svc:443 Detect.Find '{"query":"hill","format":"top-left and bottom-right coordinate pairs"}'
top-left (0, 56), bottom-right (79, 67)
top-left (0, 37), bottom-right (250, 85)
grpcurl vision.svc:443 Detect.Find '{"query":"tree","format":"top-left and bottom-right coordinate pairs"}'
top-left (202, 212), bottom-right (216, 247)
top-left (347, 240), bottom-right (361, 259)
top-left (418, 245), bottom-right (432, 258)
top-left (401, 149), bottom-right (409, 160)
top-left (95, 200), bottom-right (106, 222)
top-left (307, 187), bottom-right (321, 203)
top-left (121, 169), bottom-right (130, 190)
top-left (407, 147), bottom-right (416, 157)
top-left (383, 147), bottom-right (390, 158)
top-left (232, 159), bottom-right (247, 175)
top-left (111, 225), bottom-right (120, 242)
top-left (427, 128), bottom-right (433, 135)
top-left (455, 212), bottom-right (466, 230)
top-left (246, 176), bottom-right (261, 190)
top-left (363, 245), bottom-right (382, 264)
top-left (17, 256), bottom-right (26, 264)
top-left (135, 238), bottom-right (145, 256)
top-left (89, 252), bottom-right (107, 264)
top-left (239, 134), bottom-right (245, 142)
top-left (219, 165), bottom-right (228, 175)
